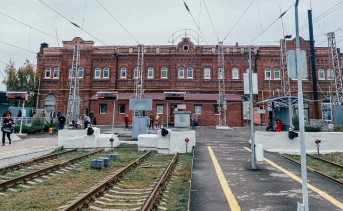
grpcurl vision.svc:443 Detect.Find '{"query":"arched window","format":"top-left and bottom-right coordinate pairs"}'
top-left (78, 67), bottom-right (84, 78)
top-left (322, 99), bottom-right (332, 121)
top-left (274, 68), bottom-right (280, 79)
top-left (45, 68), bottom-right (51, 78)
top-left (44, 94), bottom-right (56, 119)
top-left (120, 67), bottom-right (126, 78)
top-left (204, 68), bottom-right (211, 79)
top-left (232, 68), bottom-right (239, 79)
top-left (178, 67), bottom-right (184, 78)
top-left (53, 68), bottom-right (59, 78)
top-left (95, 68), bottom-right (101, 78)
top-left (103, 67), bottom-right (109, 78)
top-left (265, 68), bottom-right (271, 79)
top-left (327, 69), bottom-right (334, 80)
top-left (187, 67), bottom-right (193, 78)
top-left (161, 67), bottom-right (167, 78)
top-left (318, 69), bottom-right (325, 80)
top-left (147, 67), bottom-right (154, 78)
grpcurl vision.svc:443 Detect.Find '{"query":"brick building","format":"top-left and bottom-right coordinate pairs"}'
top-left (37, 37), bottom-right (339, 126)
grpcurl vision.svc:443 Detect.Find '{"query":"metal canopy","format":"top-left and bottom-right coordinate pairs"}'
top-left (257, 96), bottom-right (310, 108)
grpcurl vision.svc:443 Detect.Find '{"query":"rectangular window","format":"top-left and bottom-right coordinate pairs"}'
top-left (100, 104), bottom-right (107, 114)
top-left (187, 68), bottom-right (193, 78)
top-left (134, 68), bottom-right (139, 78)
top-left (195, 105), bottom-right (202, 115)
top-left (53, 68), bottom-right (59, 78)
top-left (233, 70), bottom-right (239, 79)
top-left (319, 70), bottom-right (325, 80)
top-left (45, 68), bottom-right (51, 78)
top-left (204, 68), bottom-right (210, 79)
top-left (148, 68), bottom-right (154, 78)
top-left (179, 69), bottom-right (184, 78)
top-left (214, 104), bottom-right (219, 115)
top-left (157, 104), bottom-right (164, 114)
top-left (103, 68), bottom-right (109, 78)
top-left (119, 104), bottom-right (126, 114)
top-left (95, 68), bottom-right (101, 78)
top-left (161, 68), bottom-right (167, 78)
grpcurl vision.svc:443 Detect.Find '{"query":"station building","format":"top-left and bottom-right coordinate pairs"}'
top-left (37, 37), bottom-right (339, 126)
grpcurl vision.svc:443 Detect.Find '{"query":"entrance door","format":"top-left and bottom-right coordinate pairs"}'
top-left (169, 104), bottom-right (177, 125)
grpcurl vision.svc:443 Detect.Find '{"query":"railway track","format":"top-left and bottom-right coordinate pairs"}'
top-left (62, 151), bottom-right (179, 211)
top-left (281, 154), bottom-right (343, 186)
top-left (0, 149), bottom-right (103, 191)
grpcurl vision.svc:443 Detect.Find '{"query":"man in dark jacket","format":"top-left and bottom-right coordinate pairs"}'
top-left (58, 115), bottom-right (66, 130)
top-left (2, 114), bottom-right (13, 146)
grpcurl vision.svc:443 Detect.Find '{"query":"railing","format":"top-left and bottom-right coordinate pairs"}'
top-left (0, 117), bottom-right (57, 126)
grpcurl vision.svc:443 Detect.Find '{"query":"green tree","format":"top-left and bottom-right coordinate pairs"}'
top-left (3, 59), bottom-right (39, 107)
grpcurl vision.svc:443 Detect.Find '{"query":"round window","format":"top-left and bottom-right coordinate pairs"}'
top-left (183, 45), bottom-right (189, 51)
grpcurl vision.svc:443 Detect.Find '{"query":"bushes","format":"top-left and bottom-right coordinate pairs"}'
top-left (292, 115), bottom-right (299, 130)
top-left (14, 125), bottom-right (43, 134)
top-left (32, 117), bottom-right (45, 127)
top-left (43, 119), bottom-right (58, 132)
top-left (333, 126), bottom-right (343, 132)
top-left (305, 126), bottom-right (322, 132)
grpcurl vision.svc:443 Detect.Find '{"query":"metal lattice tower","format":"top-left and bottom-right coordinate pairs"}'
top-left (327, 32), bottom-right (343, 105)
top-left (280, 39), bottom-right (291, 96)
top-left (217, 42), bottom-right (227, 127)
top-left (135, 44), bottom-right (144, 100)
top-left (67, 45), bottom-right (80, 124)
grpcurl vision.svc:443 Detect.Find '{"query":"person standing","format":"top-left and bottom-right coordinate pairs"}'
top-left (275, 119), bottom-right (283, 132)
top-left (58, 115), bottom-right (66, 130)
top-left (191, 113), bottom-right (198, 130)
top-left (17, 110), bottom-right (22, 124)
top-left (155, 114), bottom-right (160, 129)
top-left (83, 114), bottom-right (89, 128)
top-left (149, 112), bottom-right (154, 129)
top-left (56, 110), bottom-right (62, 119)
top-left (124, 114), bottom-right (130, 130)
top-left (89, 111), bottom-right (94, 125)
top-left (2, 114), bottom-right (13, 146)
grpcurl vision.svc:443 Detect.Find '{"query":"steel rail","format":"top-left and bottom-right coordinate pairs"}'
top-left (307, 154), bottom-right (343, 169)
top-left (62, 150), bottom-right (152, 211)
top-left (0, 149), bottom-right (77, 174)
top-left (281, 154), bottom-right (343, 186)
top-left (142, 153), bottom-right (179, 211)
top-left (0, 149), bottom-right (103, 191)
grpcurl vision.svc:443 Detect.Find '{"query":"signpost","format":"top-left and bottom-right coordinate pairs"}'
top-left (7, 92), bottom-right (29, 135)
top-left (97, 91), bottom-right (118, 134)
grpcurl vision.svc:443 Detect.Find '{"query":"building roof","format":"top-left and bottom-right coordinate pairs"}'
top-left (90, 93), bottom-right (242, 102)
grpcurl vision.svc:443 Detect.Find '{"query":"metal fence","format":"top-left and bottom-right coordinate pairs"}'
top-left (0, 117), bottom-right (57, 126)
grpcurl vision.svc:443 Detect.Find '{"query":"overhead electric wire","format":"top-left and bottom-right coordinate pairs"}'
top-left (183, 0), bottom-right (208, 45)
top-left (39, 0), bottom-right (107, 46)
top-left (0, 40), bottom-right (36, 54)
top-left (222, 0), bottom-right (255, 42)
top-left (249, 2), bottom-right (294, 45)
top-left (202, 0), bottom-right (219, 42)
top-left (0, 11), bottom-right (58, 40)
top-left (96, 0), bottom-right (139, 45)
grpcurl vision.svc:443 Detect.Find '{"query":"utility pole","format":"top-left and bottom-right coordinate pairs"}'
top-left (66, 45), bottom-right (80, 124)
top-left (249, 46), bottom-right (256, 169)
top-left (280, 38), bottom-right (291, 96)
top-left (217, 42), bottom-right (227, 128)
top-left (134, 44), bottom-right (144, 116)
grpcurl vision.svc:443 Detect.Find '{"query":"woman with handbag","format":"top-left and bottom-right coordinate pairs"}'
top-left (2, 114), bottom-right (13, 146)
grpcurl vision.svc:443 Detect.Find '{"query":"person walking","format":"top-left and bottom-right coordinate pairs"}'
top-left (149, 112), bottom-right (154, 129)
top-left (83, 114), bottom-right (89, 128)
top-left (2, 114), bottom-right (13, 146)
top-left (58, 114), bottom-right (66, 130)
top-left (124, 114), bottom-right (130, 130)
top-left (191, 113), bottom-right (198, 130)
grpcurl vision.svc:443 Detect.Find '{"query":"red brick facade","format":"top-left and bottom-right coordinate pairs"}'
top-left (37, 37), bottom-right (339, 126)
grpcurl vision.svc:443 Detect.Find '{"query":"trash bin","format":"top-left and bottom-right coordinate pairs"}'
top-left (49, 127), bottom-right (54, 134)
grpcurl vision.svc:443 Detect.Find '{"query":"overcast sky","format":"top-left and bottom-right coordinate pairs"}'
top-left (1, 0), bottom-right (343, 91)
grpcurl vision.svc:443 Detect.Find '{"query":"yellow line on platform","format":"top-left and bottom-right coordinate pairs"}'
top-left (243, 147), bottom-right (343, 210)
top-left (208, 146), bottom-right (241, 211)
top-left (0, 146), bottom-right (47, 155)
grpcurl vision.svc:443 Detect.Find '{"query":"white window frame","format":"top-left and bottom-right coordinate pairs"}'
top-left (69, 68), bottom-right (75, 78)
top-left (100, 104), bottom-right (107, 114)
top-left (178, 67), bottom-right (185, 78)
top-left (195, 105), bottom-right (202, 115)
top-left (95, 68), bottom-right (101, 78)
top-left (232, 68), bottom-right (239, 79)
top-left (157, 105), bottom-right (164, 114)
top-left (134, 67), bottom-right (139, 78)
top-left (161, 67), bottom-right (167, 79)
top-left (318, 69), bottom-right (325, 80)
top-left (274, 68), bottom-right (280, 80)
top-left (103, 67), bottom-right (109, 78)
top-left (327, 69), bottom-right (334, 80)
top-left (78, 67), bottom-right (84, 78)
top-left (204, 68), bottom-right (211, 79)
top-left (187, 67), bottom-right (193, 78)
top-left (147, 67), bottom-right (154, 79)
top-left (120, 67), bottom-right (126, 78)
top-left (265, 68), bottom-right (271, 80)
top-left (53, 67), bottom-right (59, 78)
top-left (218, 68), bottom-right (224, 79)
top-left (45, 68), bottom-right (51, 78)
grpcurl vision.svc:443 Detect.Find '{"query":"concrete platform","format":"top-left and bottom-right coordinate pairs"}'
top-left (189, 126), bottom-right (343, 211)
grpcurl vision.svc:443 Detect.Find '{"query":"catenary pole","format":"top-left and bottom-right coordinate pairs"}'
top-left (249, 46), bottom-right (256, 169)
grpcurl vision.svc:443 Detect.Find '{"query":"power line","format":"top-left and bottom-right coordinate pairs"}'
top-left (96, 0), bottom-right (140, 45)
top-left (0, 40), bottom-right (36, 54)
top-left (222, 0), bottom-right (255, 42)
top-left (202, 0), bottom-right (219, 42)
top-left (39, 0), bottom-right (108, 46)
top-left (249, 2), bottom-right (294, 45)
top-left (183, 0), bottom-right (208, 45)
top-left (0, 10), bottom-right (59, 40)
